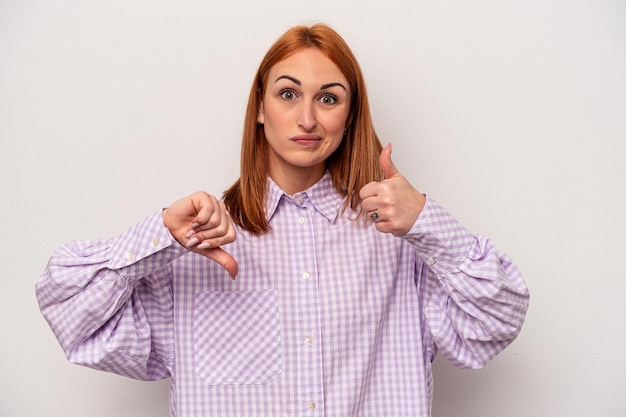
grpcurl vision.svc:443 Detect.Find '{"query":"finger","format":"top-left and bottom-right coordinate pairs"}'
top-left (192, 194), bottom-right (221, 228)
top-left (203, 247), bottom-right (239, 279)
top-left (379, 142), bottom-right (400, 179)
top-left (359, 181), bottom-right (379, 200)
top-left (360, 194), bottom-right (379, 213)
top-left (196, 210), bottom-right (234, 244)
top-left (374, 220), bottom-right (393, 235)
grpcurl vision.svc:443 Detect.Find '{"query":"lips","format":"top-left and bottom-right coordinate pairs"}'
top-left (290, 135), bottom-right (322, 147)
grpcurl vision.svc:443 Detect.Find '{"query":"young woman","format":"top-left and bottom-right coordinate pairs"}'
top-left (37, 23), bottom-right (529, 417)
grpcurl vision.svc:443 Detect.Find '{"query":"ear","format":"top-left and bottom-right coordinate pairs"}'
top-left (257, 101), bottom-right (265, 124)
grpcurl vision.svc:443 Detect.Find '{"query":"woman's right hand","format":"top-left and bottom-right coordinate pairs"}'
top-left (162, 192), bottom-right (238, 279)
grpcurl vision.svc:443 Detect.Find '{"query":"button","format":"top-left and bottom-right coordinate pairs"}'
top-left (302, 272), bottom-right (311, 280)
top-left (305, 335), bottom-right (313, 344)
top-left (151, 237), bottom-right (160, 247)
top-left (308, 401), bottom-right (316, 410)
top-left (426, 257), bottom-right (436, 265)
top-left (298, 217), bottom-right (306, 224)
top-left (125, 251), bottom-right (135, 261)
top-left (296, 195), bottom-right (304, 204)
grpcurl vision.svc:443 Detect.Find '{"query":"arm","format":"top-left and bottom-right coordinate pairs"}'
top-left (408, 198), bottom-right (529, 369)
top-left (36, 191), bottom-right (238, 379)
top-left (360, 143), bottom-right (529, 368)
top-left (36, 210), bottom-right (187, 380)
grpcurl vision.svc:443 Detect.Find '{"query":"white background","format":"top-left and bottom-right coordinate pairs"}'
top-left (1, 0), bottom-right (625, 416)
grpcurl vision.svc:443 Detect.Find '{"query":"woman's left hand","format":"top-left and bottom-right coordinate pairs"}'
top-left (359, 143), bottom-right (426, 236)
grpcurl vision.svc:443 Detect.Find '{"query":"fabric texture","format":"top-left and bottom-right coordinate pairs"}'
top-left (36, 172), bottom-right (529, 417)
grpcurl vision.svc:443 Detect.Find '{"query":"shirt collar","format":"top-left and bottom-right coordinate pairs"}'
top-left (265, 171), bottom-right (344, 223)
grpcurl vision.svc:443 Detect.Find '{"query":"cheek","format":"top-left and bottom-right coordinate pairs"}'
top-left (322, 111), bottom-right (349, 135)
top-left (262, 103), bottom-right (289, 130)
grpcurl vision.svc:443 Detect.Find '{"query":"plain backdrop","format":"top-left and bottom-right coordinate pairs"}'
top-left (1, 0), bottom-right (625, 416)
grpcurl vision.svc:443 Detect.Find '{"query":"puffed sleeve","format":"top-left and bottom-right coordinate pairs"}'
top-left (36, 210), bottom-right (188, 380)
top-left (405, 197), bottom-right (529, 369)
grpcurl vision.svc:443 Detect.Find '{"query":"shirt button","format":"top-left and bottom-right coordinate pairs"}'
top-left (151, 237), bottom-right (160, 247)
top-left (308, 401), bottom-right (316, 410)
top-left (297, 217), bottom-right (306, 224)
top-left (305, 335), bottom-right (313, 344)
top-left (426, 257), bottom-right (436, 265)
top-left (125, 251), bottom-right (135, 261)
top-left (302, 272), bottom-right (311, 280)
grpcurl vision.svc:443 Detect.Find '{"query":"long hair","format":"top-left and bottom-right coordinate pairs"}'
top-left (223, 23), bottom-right (383, 234)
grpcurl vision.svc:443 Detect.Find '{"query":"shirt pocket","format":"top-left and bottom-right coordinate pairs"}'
top-left (193, 289), bottom-right (282, 385)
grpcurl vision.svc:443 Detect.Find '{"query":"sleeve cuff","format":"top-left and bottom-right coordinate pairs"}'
top-left (108, 210), bottom-right (188, 281)
top-left (402, 196), bottom-right (475, 275)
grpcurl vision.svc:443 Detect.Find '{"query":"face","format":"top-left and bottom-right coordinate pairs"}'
top-left (257, 48), bottom-right (351, 191)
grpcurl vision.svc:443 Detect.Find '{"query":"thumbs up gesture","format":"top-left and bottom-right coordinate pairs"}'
top-left (359, 143), bottom-right (426, 236)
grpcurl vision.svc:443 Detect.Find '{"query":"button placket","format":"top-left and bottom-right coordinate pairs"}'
top-left (288, 202), bottom-right (324, 415)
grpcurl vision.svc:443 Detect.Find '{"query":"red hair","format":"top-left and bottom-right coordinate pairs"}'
top-left (223, 23), bottom-right (383, 234)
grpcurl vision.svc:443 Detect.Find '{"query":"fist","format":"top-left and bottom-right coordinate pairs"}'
top-left (359, 143), bottom-right (426, 236)
top-left (163, 191), bottom-right (238, 278)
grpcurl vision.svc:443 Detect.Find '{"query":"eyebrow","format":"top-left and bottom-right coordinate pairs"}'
top-left (275, 75), bottom-right (347, 92)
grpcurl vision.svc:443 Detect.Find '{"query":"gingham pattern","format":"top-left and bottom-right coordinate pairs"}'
top-left (193, 289), bottom-right (281, 385)
top-left (37, 173), bottom-right (529, 417)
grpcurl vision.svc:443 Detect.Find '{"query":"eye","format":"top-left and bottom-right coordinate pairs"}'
top-left (279, 89), bottom-right (297, 101)
top-left (319, 93), bottom-right (337, 105)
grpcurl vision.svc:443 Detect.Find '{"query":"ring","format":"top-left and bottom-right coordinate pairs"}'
top-left (370, 212), bottom-right (380, 222)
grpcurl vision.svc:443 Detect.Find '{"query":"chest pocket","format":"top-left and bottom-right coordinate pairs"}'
top-left (193, 289), bottom-right (282, 385)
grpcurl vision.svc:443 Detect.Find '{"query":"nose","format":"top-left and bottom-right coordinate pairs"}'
top-left (297, 101), bottom-right (317, 132)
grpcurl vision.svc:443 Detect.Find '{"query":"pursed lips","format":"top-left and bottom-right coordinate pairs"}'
top-left (290, 134), bottom-right (322, 146)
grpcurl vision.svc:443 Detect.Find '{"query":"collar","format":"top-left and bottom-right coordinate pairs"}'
top-left (265, 171), bottom-right (345, 224)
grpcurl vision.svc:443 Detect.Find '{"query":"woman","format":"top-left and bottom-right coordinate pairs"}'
top-left (37, 24), bottom-right (529, 417)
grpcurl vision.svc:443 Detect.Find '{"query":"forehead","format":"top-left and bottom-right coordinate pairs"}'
top-left (267, 48), bottom-right (348, 85)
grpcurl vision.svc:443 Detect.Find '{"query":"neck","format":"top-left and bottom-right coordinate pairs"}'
top-left (269, 165), bottom-right (325, 195)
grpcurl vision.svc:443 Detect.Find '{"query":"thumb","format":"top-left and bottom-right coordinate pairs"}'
top-left (205, 247), bottom-right (239, 279)
top-left (379, 143), bottom-right (400, 179)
